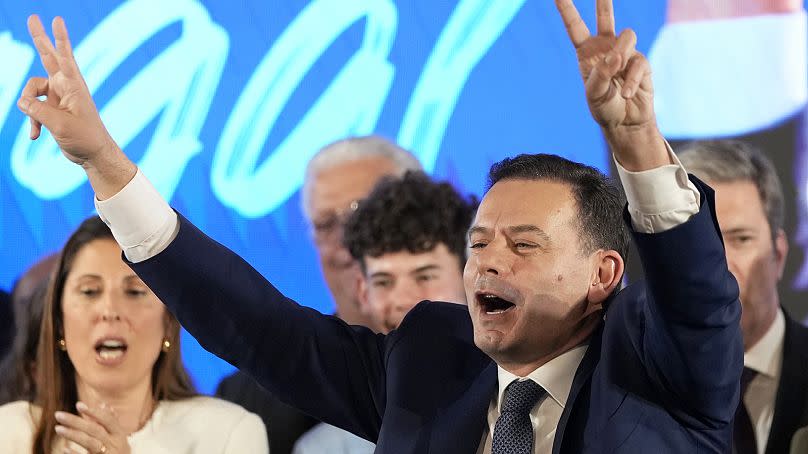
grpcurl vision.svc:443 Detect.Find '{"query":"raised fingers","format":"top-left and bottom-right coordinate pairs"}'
top-left (613, 28), bottom-right (637, 70)
top-left (555, 0), bottom-right (590, 47)
top-left (585, 51), bottom-right (621, 104)
top-left (51, 16), bottom-right (80, 78)
top-left (21, 77), bottom-right (49, 99)
top-left (27, 15), bottom-right (59, 75)
top-left (622, 54), bottom-right (651, 99)
top-left (21, 77), bottom-right (49, 139)
top-left (596, 0), bottom-right (615, 36)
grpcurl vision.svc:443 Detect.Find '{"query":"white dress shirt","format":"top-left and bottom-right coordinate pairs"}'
top-left (477, 345), bottom-right (588, 454)
top-left (0, 396), bottom-right (268, 453)
top-left (95, 147), bottom-right (702, 454)
top-left (744, 308), bottom-right (786, 454)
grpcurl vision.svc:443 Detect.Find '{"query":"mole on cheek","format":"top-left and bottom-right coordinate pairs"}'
top-left (556, 274), bottom-right (563, 282)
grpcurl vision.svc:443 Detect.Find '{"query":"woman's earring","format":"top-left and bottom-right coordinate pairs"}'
top-left (58, 339), bottom-right (67, 351)
top-left (162, 339), bottom-right (171, 352)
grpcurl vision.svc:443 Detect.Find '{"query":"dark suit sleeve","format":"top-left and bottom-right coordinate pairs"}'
top-left (631, 177), bottom-right (743, 429)
top-left (128, 214), bottom-right (387, 441)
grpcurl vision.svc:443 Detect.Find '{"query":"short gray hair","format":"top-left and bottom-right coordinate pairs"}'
top-left (677, 140), bottom-right (784, 240)
top-left (301, 135), bottom-right (422, 220)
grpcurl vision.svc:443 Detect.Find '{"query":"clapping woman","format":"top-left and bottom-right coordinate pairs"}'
top-left (0, 217), bottom-right (268, 453)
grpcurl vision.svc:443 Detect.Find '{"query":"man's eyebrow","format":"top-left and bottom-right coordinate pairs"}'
top-left (467, 224), bottom-right (552, 243)
top-left (411, 264), bottom-right (440, 275)
top-left (467, 226), bottom-right (490, 238)
top-left (506, 225), bottom-right (551, 242)
top-left (368, 271), bottom-right (394, 279)
top-left (721, 227), bottom-right (756, 236)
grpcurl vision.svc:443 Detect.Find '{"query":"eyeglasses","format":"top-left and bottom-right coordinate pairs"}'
top-left (311, 200), bottom-right (360, 243)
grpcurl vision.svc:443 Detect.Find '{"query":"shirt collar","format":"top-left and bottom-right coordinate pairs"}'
top-left (744, 308), bottom-right (785, 379)
top-left (495, 344), bottom-right (588, 411)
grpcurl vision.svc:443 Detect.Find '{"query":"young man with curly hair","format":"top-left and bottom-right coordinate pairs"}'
top-left (343, 171), bottom-right (477, 334)
top-left (294, 171), bottom-right (477, 453)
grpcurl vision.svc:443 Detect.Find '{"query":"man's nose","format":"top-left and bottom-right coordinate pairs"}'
top-left (475, 243), bottom-right (510, 276)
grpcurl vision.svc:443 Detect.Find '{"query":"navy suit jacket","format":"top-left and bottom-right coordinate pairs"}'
top-left (130, 178), bottom-right (742, 453)
top-left (765, 312), bottom-right (808, 454)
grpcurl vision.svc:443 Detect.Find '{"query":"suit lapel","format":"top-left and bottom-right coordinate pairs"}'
top-left (552, 325), bottom-right (603, 454)
top-left (765, 314), bottom-right (808, 454)
top-left (430, 362), bottom-right (498, 454)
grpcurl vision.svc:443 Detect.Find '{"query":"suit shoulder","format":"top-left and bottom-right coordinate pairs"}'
top-left (604, 282), bottom-right (648, 318)
top-left (396, 301), bottom-right (472, 334)
top-left (217, 370), bottom-right (258, 392)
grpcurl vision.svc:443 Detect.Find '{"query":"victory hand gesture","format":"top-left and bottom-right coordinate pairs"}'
top-left (18, 15), bottom-right (135, 199)
top-left (555, 0), bottom-right (668, 170)
top-left (18, 15), bottom-right (116, 165)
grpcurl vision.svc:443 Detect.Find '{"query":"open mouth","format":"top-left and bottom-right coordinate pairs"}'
top-left (477, 293), bottom-right (516, 315)
top-left (94, 338), bottom-right (128, 361)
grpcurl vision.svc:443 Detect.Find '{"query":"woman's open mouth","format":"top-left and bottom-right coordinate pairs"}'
top-left (94, 338), bottom-right (128, 365)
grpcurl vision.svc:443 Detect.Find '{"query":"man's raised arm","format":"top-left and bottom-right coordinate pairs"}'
top-left (555, 0), bottom-right (743, 431)
top-left (16, 14), bottom-right (388, 440)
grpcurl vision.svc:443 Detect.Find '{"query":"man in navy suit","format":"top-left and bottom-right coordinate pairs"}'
top-left (16, 0), bottom-right (743, 452)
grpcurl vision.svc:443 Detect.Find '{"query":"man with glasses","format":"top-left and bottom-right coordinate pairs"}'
top-left (216, 135), bottom-right (421, 454)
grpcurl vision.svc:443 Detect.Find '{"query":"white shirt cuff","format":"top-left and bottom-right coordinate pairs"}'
top-left (649, 11), bottom-right (807, 138)
top-left (95, 169), bottom-right (179, 263)
top-left (616, 145), bottom-right (701, 234)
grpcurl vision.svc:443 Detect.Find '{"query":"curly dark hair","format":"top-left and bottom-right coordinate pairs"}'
top-left (343, 171), bottom-right (478, 271)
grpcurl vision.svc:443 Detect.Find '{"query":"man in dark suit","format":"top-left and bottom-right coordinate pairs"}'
top-left (17, 0), bottom-right (743, 452)
top-left (678, 141), bottom-right (808, 454)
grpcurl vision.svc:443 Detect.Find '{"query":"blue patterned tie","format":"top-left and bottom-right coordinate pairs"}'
top-left (492, 379), bottom-right (546, 454)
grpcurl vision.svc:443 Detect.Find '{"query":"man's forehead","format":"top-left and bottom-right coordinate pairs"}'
top-left (475, 178), bottom-right (576, 223)
top-left (711, 180), bottom-right (768, 221)
top-left (365, 245), bottom-right (454, 272)
top-left (309, 157), bottom-right (399, 212)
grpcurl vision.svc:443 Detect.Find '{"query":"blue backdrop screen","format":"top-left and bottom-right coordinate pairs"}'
top-left (1, 1), bottom-right (803, 394)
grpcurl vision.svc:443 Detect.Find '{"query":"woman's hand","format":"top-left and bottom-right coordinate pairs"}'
top-left (55, 402), bottom-right (131, 454)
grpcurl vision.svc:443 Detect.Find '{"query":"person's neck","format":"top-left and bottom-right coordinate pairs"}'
top-left (75, 376), bottom-right (156, 435)
top-left (497, 317), bottom-right (597, 378)
top-left (744, 304), bottom-right (780, 352)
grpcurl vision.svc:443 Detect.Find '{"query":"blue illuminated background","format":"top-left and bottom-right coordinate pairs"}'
top-left (1, 1), bottom-right (804, 393)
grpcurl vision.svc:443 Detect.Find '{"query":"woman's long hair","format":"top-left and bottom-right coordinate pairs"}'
top-left (33, 217), bottom-right (196, 454)
top-left (0, 280), bottom-right (48, 405)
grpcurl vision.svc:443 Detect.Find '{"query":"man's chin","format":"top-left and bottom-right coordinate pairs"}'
top-left (473, 328), bottom-right (512, 358)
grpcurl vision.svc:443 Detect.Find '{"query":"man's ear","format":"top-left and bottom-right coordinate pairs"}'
top-left (585, 249), bottom-right (624, 313)
top-left (775, 228), bottom-right (789, 280)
